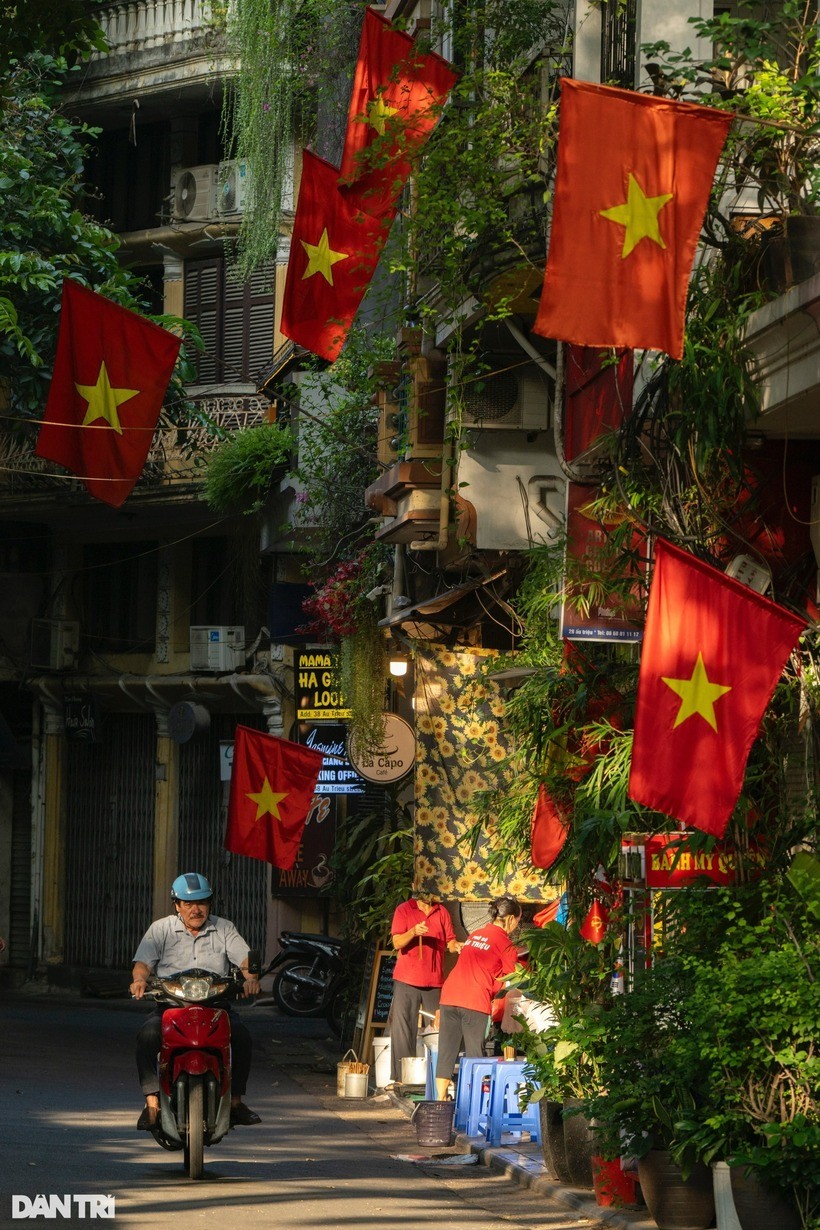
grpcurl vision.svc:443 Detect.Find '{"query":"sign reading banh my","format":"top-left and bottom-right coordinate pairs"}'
top-left (295, 648), bottom-right (352, 720)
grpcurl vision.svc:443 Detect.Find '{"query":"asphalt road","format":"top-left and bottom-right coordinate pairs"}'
top-left (0, 992), bottom-right (608, 1230)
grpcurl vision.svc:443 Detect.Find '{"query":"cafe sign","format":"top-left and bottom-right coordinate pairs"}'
top-left (295, 649), bottom-right (351, 720)
top-left (348, 713), bottom-right (415, 784)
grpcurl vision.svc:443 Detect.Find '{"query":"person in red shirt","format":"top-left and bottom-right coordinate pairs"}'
top-left (434, 896), bottom-right (522, 1100)
top-left (389, 893), bottom-right (459, 1085)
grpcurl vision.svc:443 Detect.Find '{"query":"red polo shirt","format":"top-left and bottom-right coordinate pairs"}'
top-left (439, 922), bottom-right (519, 1014)
top-left (391, 900), bottom-right (455, 988)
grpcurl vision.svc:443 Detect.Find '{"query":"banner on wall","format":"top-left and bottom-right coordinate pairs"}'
top-left (414, 644), bottom-right (545, 902)
top-left (559, 482), bottom-right (644, 642)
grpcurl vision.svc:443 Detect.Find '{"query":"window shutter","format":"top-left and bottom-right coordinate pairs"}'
top-left (223, 262), bottom-right (276, 383)
top-left (184, 259), bottom-right (223, 384)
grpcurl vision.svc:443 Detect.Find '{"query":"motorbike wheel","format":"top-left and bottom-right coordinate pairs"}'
top-left (184, 1075), bottom-right (205, 1180)
top-left (325, 984), bottom-right (346, 1037)
top-left (272, 959), bottom-right (327, 1017)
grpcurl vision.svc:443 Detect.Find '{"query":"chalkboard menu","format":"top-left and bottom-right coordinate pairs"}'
top-left (371, 951), bottom-right (397, 1025)
top-left (350, 945), bottom-right (396, 1066)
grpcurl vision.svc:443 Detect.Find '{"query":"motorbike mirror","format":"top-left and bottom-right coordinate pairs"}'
top-left (247, 949), bottom-right (261, 977)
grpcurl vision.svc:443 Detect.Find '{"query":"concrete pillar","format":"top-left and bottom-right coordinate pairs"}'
top-left (574, 0), bottom-right (602, 83)
top-left (152, 710), bottom-right (179, 921)
top-left (40, 704), bottom-right (65, 964)
top-left (261, 696), bottom-right (284, 737)
top-left (163, 253), bottom-right (184, 319)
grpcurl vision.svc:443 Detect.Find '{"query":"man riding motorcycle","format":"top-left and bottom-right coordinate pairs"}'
top-left (130, 872), bottom-right (262, 1132)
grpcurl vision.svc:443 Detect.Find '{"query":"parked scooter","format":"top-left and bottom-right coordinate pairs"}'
top-left (262, 931), bottom-right (345, 1032)
top-left (141, 955), bottom-right (259, 1179)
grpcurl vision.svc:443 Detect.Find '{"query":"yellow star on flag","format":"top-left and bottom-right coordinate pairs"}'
top-left (367, 94), bottom-right (399, 136)
top-left (600, 173), bottom-right (674, 258)
top-left (300, 228), bottom-right (349, 286)
top-left (246, 777), bottom-right (288, 822)
top-left (662, 652), bottom-right (732, 732)
top-left (75, 361), bottom-right (139, 436)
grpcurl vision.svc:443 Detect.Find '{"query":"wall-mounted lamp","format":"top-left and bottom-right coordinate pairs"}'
top-left (389, 653), bottom-right (409, 678)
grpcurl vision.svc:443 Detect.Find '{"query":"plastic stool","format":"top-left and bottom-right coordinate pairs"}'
top-left (455, 1055), bottom-right (501, 1135)
top-left (425, 1048), bottom-right (438, 1100)
top-left (483, 1060), bottom-right (541, 1145)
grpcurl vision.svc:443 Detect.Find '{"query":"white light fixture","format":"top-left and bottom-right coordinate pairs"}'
top-left (389, 654), bottom-right (409, 678)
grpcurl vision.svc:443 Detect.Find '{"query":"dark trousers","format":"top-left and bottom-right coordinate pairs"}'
top-left (136, 1007), bottom-right (252, 1097)
top-left (389, 981), bottom-right (442, 1081)
top-left (435, 1004), bottom-right (488, 1081)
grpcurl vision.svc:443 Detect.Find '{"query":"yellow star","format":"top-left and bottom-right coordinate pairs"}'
top-left (600, 173), bottom-right (674, 258)
top-left (662, 652), bottom-right (732, 732)
top-left (367, 94), bottom-right (399, 136)
top-left (246, 777), bottom-right (288, 822)
top-left (75, 361), bottom-right (139, 436)
top-left (300, 228), bottom-right (349, 286)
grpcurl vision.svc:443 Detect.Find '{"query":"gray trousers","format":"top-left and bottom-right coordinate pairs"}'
top-left (435, 1004), bottom-right (488, 1081)
top-left (389, 980), bottom-right (442, 1081)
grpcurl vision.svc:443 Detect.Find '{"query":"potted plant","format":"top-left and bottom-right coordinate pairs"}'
top-left (669, 881), bottom-right (818, 1230)
top-left (587, 957), bottom-right (716, 1230)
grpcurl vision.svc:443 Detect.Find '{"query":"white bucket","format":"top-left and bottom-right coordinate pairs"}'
top-left (401, 1054), bottom-right (428, 1086)
top-left (372, 1036), bottom-right (391, 1088)
top-left (344, 1070), bottom-right (369, 1099)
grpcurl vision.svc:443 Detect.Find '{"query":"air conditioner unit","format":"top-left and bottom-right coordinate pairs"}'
top-left (190, 626), bottom-right (245, 673)
top-left (172, 164), bottom-right (219, 222)
top-left (217, 159), bottom-right (251, 216)
top-left (460, 365), bottom-right (551, 430)
top-left (30, 619), bottom-right (80, 671)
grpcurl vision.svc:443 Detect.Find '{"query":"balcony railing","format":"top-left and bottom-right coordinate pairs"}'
top-left (0, 395), bottom-right (267, 497)
top-left (92, 0), bottom-right (218, 60)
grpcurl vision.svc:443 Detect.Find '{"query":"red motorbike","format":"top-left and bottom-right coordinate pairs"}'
top-left (143, 960), bottom-right (256, 1179)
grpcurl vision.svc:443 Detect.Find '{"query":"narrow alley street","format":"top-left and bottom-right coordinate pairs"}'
top-left (0, 993), bottom-right (629, 1230)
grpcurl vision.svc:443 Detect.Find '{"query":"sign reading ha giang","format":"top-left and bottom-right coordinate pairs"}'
top-left (295, 649), bottom-right (352, 720)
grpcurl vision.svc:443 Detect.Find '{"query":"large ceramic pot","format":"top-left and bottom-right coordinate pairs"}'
top-left (730, 1166), bottom-right (801, 1230)
top-left (539, 1099), bottom-right (573, 1184)
top-left (637, 1149), bottom-right (715, 1230)
top-left (562, 1098), bottom-right (595, 1189)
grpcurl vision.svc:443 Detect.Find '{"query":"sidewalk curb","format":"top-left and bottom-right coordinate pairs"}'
top-left (387, 1090), bottom-right (646, 1229)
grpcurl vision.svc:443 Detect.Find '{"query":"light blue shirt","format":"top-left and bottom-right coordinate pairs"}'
top-left (133, 914), bottom-right (249, 977)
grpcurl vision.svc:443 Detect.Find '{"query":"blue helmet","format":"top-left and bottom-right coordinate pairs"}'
top-left (171, 872), bottom-right (212, 902)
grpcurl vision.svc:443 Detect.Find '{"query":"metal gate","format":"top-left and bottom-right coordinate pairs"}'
top-left (64, 714), bottom-right (154, 968)
top-left (177, 714), bottom-right (267, 956)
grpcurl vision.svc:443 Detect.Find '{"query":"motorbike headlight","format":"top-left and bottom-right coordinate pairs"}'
top-left (160, 980), bottom-right (184, 998)
top-left (179, 976), bottom-right (211, 1000)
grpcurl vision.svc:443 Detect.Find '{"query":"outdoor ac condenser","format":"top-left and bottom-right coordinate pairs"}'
top-left (189, 626), bottom-right (246, 672)
top-left (460, 365), bottom-right (551, 431)
top-left (171, 165), bottom-right (219, 222)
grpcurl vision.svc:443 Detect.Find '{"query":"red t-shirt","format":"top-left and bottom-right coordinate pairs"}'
top-left (391, 900), bottom-right (455, 988)
top-left (439, 922), bottom-right (519, 1014)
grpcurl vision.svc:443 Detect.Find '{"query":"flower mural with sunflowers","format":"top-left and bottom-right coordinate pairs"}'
top-left (414, 644), bottom-right (545, 901)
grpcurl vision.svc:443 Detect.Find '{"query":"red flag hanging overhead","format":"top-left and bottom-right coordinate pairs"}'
top-left (280, 149), bottom-right (391, 362)
top-left (628, 540), bottom-right (806, 837)
top-left (225, 726), bottom-right (324, 869)
top-left (34, 280), bottom-right (181, 507)
top-left (530, 782), bottom-right (569, 870)
top-left (533, 78), bottom-right (732, 359)
top-left (339, 7), bottom-right (458, 216)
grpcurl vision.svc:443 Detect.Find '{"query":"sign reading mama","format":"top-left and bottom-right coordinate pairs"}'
top-left (295, 650), bottom-right (351, 720)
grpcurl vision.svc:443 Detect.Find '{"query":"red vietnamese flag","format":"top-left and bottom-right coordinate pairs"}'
top-left (34, 280), bottom-right (181, 507)
top-left (534, 78), bottom-right (732, 359)
top-left (280, 150), bottom-right (391, 362)
top-left (628, 540), bottom-right (806, 837)
top-left (339, 7), bottom-right (458, 216)
top-left (225, 726), bottom-right (324, 869)
top-left (531, 783), bottom-right (569, 870)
